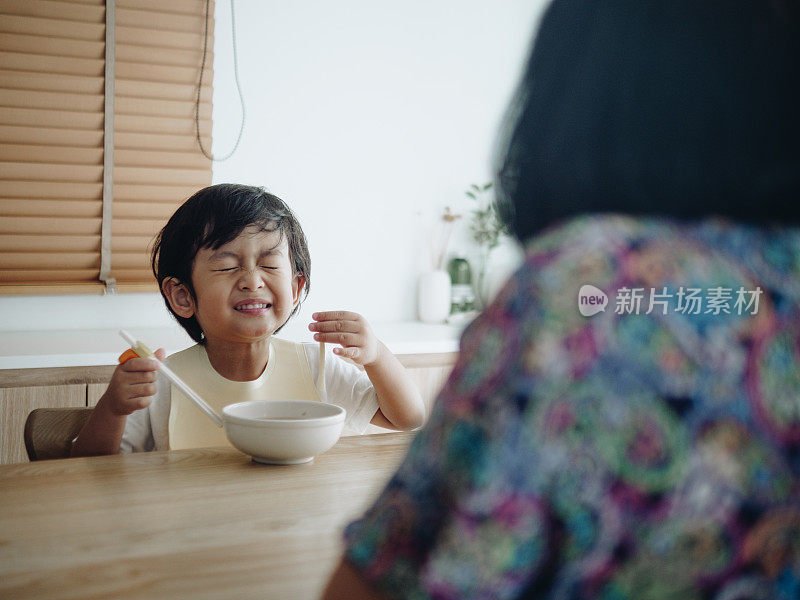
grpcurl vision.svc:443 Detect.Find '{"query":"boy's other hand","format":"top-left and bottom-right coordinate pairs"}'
top-left (309, 311), bottom-right (379, 366)
top-left (101, 348), bottom-right (166, 416)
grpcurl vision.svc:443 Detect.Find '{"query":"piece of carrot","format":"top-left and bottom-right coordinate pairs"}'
top-left (118, 348), bottom-right (140, 364)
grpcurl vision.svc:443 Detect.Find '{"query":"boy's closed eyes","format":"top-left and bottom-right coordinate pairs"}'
top-left (211, 265), bottom-right (280, 272)
top-left (206, 249), bottom-right (285, 273)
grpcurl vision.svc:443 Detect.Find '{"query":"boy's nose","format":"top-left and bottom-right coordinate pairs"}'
top-left (238, 267), bottom-right (264, 290)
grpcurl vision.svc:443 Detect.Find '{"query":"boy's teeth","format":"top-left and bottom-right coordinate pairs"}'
top-left (236, 303), bottom-right (269, 310)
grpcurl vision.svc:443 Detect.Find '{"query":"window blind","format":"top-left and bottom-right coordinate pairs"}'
top-left (112, 0), bottom-right (213, 286)
top-left (0, 0), bottom-right (213, 294)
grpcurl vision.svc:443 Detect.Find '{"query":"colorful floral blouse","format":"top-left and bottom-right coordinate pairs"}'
top-left (344, 215), bottom-right (800, 600)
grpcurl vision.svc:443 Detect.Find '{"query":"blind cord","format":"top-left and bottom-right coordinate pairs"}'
top-left (195, 0), bottom-right (245, 161)
top-left (100, 0), bottom-right (116, 294)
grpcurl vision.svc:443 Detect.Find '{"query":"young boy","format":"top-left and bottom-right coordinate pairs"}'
top-left (72, 184), bottom-right (425, 456)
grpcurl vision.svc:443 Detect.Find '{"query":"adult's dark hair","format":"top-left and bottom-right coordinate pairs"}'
top-left (495, 0), bottom-right (800, 242)
top-left (151, 184), bottom-right (311, 343)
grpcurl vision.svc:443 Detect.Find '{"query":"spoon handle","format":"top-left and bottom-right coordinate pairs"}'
top-left (317, 341), bottom-right (327, 401)
top-left (158, 362), bottom-right (224, 428)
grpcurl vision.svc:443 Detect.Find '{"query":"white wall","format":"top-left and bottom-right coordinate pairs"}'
top-left (0, 0), bottom-right (546, 333)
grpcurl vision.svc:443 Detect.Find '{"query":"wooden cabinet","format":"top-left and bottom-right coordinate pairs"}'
top-left (0, 353), bottom-right (456, 464)
top-left (87, 383), bottom-right (106, 407)
top-left (1, 364), bottom-right (114, 465)
top-left (405, 364), bottom-right (454, 411)
top-left (0, 384), bottom-right (85, 464)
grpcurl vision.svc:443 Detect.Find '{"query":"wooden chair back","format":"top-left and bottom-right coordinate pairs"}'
top-left (24, 407), bottom-right (93, 461)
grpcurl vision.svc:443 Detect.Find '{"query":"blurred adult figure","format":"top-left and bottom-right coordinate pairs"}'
top-left (323, 1), bottom-right (800, 598)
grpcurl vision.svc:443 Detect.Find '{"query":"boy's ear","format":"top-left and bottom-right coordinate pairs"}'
top-left (291, 272), bottom-right (306, 307)
top-left (162, 277), bottom-right (196, 318)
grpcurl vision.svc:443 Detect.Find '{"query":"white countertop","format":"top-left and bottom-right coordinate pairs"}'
top-left (0, 320), bottom-right (467, 370)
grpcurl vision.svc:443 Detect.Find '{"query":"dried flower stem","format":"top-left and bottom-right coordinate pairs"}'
top-left (430, 206), bottom-right (462, 271)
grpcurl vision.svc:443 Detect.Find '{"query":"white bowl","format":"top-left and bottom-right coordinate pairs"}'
top-left (222, 399), bottom-right (346, 464)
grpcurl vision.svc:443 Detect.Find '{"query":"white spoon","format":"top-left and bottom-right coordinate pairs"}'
top-left (317, 341), bottom-right (327, 401)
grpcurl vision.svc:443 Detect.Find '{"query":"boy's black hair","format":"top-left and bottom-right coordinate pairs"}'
top-left (151, 184), bottom-right (311, 343)
top-left (494, 0), bottom-right (800, 242)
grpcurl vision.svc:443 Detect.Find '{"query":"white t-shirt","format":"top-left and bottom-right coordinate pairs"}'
top-left (120, 342), bottom-right (379, 453)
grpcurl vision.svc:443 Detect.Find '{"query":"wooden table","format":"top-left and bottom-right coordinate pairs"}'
top-left (0, 432), bottom-right (415, 600)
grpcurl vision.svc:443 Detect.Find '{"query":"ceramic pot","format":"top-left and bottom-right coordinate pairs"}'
top-left (418, 270), bottom-right (451, 323)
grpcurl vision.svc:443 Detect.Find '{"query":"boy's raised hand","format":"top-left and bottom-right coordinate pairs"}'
top-left (101, 348), bottom-right (166, 415)
top-left (309, 311), bottom-right (379, 366)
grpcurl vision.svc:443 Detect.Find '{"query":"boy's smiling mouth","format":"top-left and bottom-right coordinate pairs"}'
top-left (234, 301), bottom-right (272, 313)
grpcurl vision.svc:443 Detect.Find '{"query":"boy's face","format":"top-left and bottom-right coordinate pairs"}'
top-left (171, 225), bottom-right (305, 346)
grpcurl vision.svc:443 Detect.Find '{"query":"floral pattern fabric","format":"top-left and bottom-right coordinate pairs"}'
top-left (344, 215), bottom-right (800, 600)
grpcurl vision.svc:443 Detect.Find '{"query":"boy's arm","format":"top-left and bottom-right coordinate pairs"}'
top-left (70, 398), bottom-right (129, 457)
top-left (310, 312), bottom-right (425, 431)
top-left (71, 349), bottom-right (164, 457)
top-left (364, 341), bottom-right (425, 430)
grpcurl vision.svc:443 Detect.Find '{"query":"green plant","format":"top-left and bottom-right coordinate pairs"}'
top-left (466, 182), bottom-right (508, 305)
top-left (467, 182), bottom-right (508, 250)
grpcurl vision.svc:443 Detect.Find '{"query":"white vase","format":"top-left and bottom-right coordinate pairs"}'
top-left (418, 270), bottom-right (451, 324)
